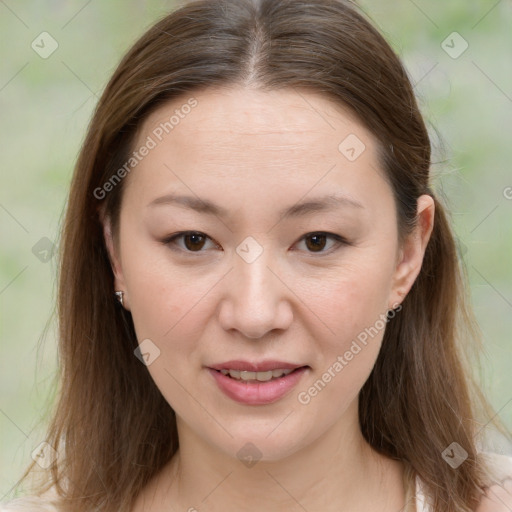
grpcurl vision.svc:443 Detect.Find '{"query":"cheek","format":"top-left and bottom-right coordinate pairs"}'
top-left (295, 251), bottom-right (396, 403)
top-left (120, 234), bottom-right (215, 336)
top-left (303, 255), bottom-right (395, 342)
top-left (294, 270), bottom-right (393, 423)
top-left (122, 254), bottom-right (216, 407)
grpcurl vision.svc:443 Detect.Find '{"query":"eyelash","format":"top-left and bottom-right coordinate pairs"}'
top-left (161, 231), bottom-right (349, 256)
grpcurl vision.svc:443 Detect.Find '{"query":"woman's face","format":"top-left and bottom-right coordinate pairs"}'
top-left (104, 86), bottom-right (432, 461)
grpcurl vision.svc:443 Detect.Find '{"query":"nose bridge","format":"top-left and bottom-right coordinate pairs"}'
top-left (237, 247), bottom-right (276, 302)
top-left (219, 237), bottom-right (293, 338)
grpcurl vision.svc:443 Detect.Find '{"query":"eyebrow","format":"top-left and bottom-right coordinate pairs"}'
top-left (147, 192), bottom-right (364, 219)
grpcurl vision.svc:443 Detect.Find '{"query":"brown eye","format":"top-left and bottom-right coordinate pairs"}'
top-left (296, 232), bottom-right (347, 255)
top-left (304, 233), bottom-right (328, 252)
top-left (183, 233), bottom-right (207, 251)
top-left (163, 231), bottom-right (217, 253)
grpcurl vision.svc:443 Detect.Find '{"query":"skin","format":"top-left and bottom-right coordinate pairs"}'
top-left (477, 479), bottom-right (512, 511)
top-left (103, 86), bottom-right (436, 511)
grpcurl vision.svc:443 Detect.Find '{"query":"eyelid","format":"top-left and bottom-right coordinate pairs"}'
top-left (162, 231), bottom-right (219, 255)
top-left (162, 231), bottom-right (349, 255)
top-left (292, 232), bottom-right (348, 255)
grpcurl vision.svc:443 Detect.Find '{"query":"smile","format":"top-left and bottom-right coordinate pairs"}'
top-left (208, 365), bottom-right (309, 405)
top-left (219, 368), bottom-right (295, 381)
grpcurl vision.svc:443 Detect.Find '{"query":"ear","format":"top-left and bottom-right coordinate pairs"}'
top-left (388, 194), bottom-right (435, 308)
top-left (102, 214), bottom-right (129, 308)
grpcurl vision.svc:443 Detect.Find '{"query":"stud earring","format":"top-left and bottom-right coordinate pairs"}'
top-left (114, 291), bottom-right (124, 307)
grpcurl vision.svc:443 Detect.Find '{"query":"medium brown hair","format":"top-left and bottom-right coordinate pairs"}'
top-left (13, 0), bottom-right (509, 510)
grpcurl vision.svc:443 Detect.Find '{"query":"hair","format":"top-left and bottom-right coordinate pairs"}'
top-left (11, 0), bottom-right (510, 511)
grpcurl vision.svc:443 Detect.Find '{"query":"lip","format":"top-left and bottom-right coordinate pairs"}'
top-left (209, 360), bottom-right (304, 372)
top-left (207, 365), bottom-right (309, 405)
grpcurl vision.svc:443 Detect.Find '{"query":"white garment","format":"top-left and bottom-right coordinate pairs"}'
top-left (414, 452), bottom-right (512, 511)
top-left (2, 453), bottom-right (511, 511)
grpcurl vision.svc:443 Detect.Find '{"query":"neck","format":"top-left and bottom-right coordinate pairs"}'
top-left (147, 400), bottom-right (405, 512)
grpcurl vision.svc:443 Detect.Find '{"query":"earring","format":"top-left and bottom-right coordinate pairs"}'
top-left (115, 291), bottom-right (124, 307)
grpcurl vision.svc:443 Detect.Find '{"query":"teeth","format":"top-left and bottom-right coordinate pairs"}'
top-left (219, 368), bottom-right (295, 381)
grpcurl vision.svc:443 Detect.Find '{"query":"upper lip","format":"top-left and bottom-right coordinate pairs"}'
top-left (208, 360), bottom-right (307, 372)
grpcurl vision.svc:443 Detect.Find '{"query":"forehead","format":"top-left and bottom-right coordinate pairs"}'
top-left (138, 86), bottom-right (372, 156)
top-left (125, 86), bottom-right (389, 215)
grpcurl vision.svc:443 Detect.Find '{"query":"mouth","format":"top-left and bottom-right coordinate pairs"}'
top-left (207, 361), bottom-right (310, 405)
top-left (214, 367), bottom-right (306, 382)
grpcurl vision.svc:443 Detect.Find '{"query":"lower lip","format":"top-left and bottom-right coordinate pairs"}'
top-left (207, 367), bottom-right (308, 405)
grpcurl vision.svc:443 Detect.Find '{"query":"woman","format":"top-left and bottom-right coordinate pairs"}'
top-left (2, 0), bottom-right (511, 510)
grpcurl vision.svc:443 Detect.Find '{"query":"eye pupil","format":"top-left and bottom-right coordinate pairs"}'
top-left (184, 233), bottom-right (206, 251)
top-left (306, 234), bottom-right (327, 252)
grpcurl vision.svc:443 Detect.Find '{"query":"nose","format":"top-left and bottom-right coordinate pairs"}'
top-left (217, 248), bottom-right (294, 339)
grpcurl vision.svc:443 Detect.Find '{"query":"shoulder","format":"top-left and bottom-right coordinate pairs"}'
top-left (0, 502), bottom-right (56, 511)
top-left (415, 452), bottom-right (512, 512)
top-left (0, 500), bottom-right (58, 512)
top-left (475, 452), bottom-right (512, 512)
top-left (0, 491), bottom-right (61, 512)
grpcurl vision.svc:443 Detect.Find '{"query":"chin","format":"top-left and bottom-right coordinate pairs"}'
top-left (209, 424), bottom-right (310, 465)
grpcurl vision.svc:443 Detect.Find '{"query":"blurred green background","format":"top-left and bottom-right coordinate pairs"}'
top-left (1, 0), bottom-right (511, 499)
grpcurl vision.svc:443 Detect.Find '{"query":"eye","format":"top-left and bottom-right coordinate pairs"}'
top-left (162, 231), bottom-right (348, 255)
top-left (163, 231), bottom-right (218, 253)
top-left (294, 232), bottom-right (348, 254)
